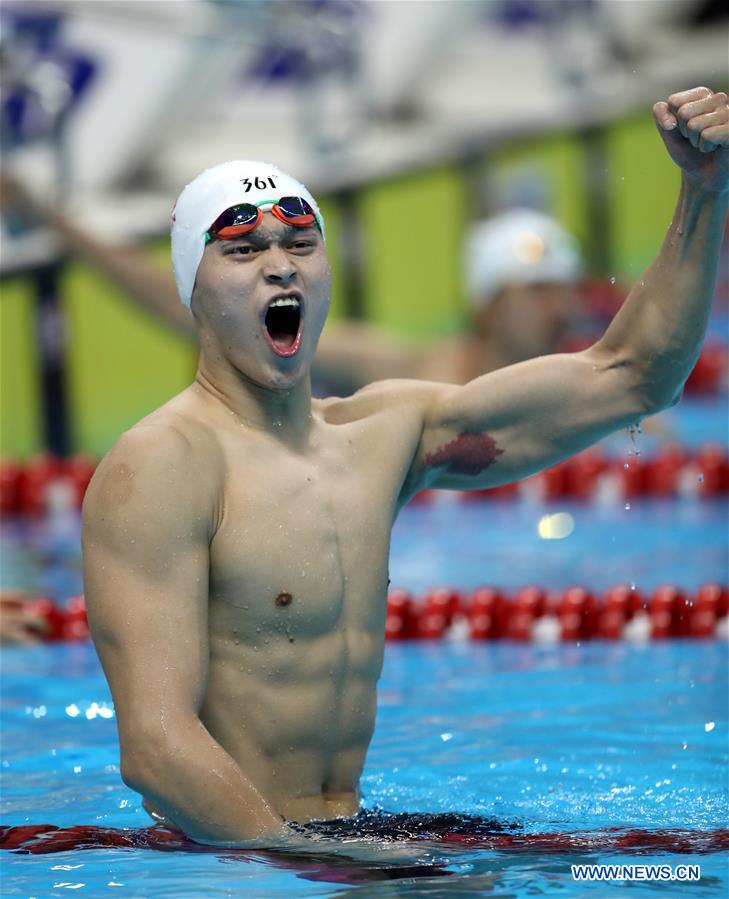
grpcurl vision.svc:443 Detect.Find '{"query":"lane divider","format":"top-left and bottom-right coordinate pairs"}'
top-left (1, 444), bottom-right (727, 518)
top-left (412, 444), bottom-right (728, 504)
top-left (1, 454), bottom-right (95, 517)
top-left (7, 585), bottom-right (727, 643)
top-left (1, 594), bottom-right (90, 642)
top-left (386, 584), bottom-right (729, 642)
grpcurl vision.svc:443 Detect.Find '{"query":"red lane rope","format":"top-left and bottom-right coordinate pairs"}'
top-left (2, 822), bottom-right (728, 855)
top-left (412, 444), bottom-right (729, 505)
top-left (6, 584), bottom-right (727, 643)
top-left (386, 583), bottom-right (729, 642)
top-left (1, 442), bottom-right (727, 518)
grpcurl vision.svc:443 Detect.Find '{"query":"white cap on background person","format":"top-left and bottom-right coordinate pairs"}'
top-left (466, 208), bottom-right (582, 308)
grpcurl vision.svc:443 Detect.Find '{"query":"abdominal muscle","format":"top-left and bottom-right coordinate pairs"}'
top-left (143, 625), bottom-right (383, 831)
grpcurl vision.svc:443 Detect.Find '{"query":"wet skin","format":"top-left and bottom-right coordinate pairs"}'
top-left (83, 99), bottom-right (729, 842)
top-left (84, 214), bottom-right (491, 831)
top-left (181, 387), bottom-right (410, 822)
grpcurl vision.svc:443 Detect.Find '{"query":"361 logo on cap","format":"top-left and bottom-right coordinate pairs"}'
top-left (240, 176), bottom-right (278, 193)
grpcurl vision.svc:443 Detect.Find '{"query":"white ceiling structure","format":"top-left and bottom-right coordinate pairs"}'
top-left (2, 0), bottom-right (727, 268)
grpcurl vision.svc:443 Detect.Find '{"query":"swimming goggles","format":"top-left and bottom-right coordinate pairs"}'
top-left (205, 197), bottom-right (321, 242)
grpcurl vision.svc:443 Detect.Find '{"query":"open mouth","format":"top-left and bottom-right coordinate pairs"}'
top-left (264, 294), bottom-right (303, 357)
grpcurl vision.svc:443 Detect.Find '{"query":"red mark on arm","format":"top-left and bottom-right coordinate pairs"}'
top-left (424, 432), bottom-right (504, 477)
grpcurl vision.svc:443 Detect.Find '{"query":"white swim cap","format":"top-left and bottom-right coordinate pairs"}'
top-left (466, 209), bottom-right (581, 309)
top-left (171, 160), bottom-right (324, 307)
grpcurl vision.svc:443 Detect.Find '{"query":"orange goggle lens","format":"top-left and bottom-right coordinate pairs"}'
top-left (207, 197), bottom-right (318, 241)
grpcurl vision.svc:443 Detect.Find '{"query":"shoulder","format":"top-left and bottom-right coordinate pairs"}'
top-left (316, 378), bottom-right (453, 426)
top-left (83, 402), bottom-right (222, 531)
top-left (113, 386), bottom-right (228, 473)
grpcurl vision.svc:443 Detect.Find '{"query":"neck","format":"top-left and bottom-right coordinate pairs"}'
top-left (193, 355), bottom-right (313, 446)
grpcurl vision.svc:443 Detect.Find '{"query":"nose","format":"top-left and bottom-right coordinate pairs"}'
top-left (263, 247), bottom-right (297, 287)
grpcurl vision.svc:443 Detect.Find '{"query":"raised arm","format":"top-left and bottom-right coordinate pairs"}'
top-left (399, 87), bottom-right (728, 498)
top-left (82, 425), bottom-right (285, 845)
top-left (0, 171), bottom-right (195, 338)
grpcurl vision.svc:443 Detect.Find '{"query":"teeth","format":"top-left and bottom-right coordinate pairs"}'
top-left (269, 297), bottom-right (300, 309)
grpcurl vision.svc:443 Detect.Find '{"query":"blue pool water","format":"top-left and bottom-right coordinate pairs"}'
top-left (1, 399), bottom-right (728, 895)
top-left (1, 640), bottom-right (727, 896)
top-left (1, 497), bottom-right (727, 604)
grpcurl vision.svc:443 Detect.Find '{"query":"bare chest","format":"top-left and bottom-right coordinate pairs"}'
top-left (208, 436), bottom-right (396, 642)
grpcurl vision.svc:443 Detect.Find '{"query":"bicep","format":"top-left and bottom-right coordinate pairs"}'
top-left (82, 429), bottom-right (212, 750)
top-left (408, 348), bottom-right (645, 493)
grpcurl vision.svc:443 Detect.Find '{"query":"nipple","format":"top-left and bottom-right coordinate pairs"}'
top-left (275, 591), bottom-right (293, 608)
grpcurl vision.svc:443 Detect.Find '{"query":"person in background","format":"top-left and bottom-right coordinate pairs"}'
top-left (0, 177), bottom-right (581, 391)
top-left (314, 208), bottom-right (582, 389)
top-left (0, 591), bottom-right (48, 644)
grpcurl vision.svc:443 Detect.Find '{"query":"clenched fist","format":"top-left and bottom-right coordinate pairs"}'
top-left (653, 87), bottom-right (729, 193)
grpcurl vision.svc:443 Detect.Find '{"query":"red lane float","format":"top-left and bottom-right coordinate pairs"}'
top-left (685, 342), bottom-right (728, 393)
top-left (0, 454), bottom-right (96, 517)
top-left (5, 585), bottom-right (728, 644)
top-left (1, 444), bottom-right (727, 517)
top-left (386, 584), bottom-right (729, 643)
top-left (1, 594), bottom-right (89, 643)
top-left (2, 821), bottom-right (728, 856)
top-left (409, 444), bottom-right (728, 505)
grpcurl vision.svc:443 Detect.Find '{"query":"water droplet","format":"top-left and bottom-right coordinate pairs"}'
top-left (624, 502), bottom-right (631, 510)
top-left (624, 462), bottom-right (629, 469)
top-left (609, 276), bottom-right (616, 284)
top-left (698, 473), bottom-right (704, 483)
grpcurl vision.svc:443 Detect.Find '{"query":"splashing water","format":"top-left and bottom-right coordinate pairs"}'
top-left (627, 422), bottom-right (642, 458)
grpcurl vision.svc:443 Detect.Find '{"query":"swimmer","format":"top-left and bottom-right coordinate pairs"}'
top-left (81, 87), bottom-right (728, 851)
top-left (0, 177), bottom-right (579, 388)
top-left (0, 590), bottom-right (48, 644)
top-left (314, 208), bottom-right (583, 390)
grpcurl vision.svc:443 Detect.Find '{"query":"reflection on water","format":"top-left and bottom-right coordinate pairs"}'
top-left (1, 641), bottom-right (727, 895)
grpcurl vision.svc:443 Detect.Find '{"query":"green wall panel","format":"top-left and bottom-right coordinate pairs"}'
top-left (605, 114), bottom-right (681, 279)
top-left (0, 278), bottom-right (42, 458)
top-left (359, 168), bottom-right (465, 336)
top-left (63, 256), bottom-right (197, 457)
